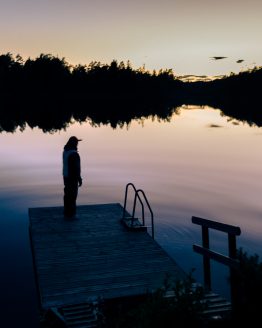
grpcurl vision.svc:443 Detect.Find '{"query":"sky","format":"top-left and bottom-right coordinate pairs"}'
top-left (0, 0), bottom-right (261, 76)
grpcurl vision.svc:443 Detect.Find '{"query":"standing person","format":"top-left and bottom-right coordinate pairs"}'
top-left (63, 136), bottom-right (83, 218)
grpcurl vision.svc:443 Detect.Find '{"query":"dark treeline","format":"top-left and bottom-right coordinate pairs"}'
top-left (0, 53), bottom-right (261, 133)
top-left (183, 67), bottom-right (262, 127)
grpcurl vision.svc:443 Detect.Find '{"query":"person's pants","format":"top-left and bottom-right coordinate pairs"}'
top-left (63, 177), bottom-right (78, 217)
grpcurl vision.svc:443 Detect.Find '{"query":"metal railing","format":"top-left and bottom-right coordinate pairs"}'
top-left (122, 183), bottom-right (155, 239)
top-left (192, 216), bottom-right (241, 311)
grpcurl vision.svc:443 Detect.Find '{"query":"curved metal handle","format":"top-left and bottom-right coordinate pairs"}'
top-left (122, 183), bottom-right (155, 239)
top-left (137, 189), bottom-right (154, 239)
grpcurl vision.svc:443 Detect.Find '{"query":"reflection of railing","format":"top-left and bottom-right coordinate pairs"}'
top-left (192, 216), bottom-right (241, 311)
top-left (122, 183), bottom-right (154, 239)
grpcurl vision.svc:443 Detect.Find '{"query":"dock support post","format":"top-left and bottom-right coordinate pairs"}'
top-left (228, 234), bottom-right (238, 314)
top-left (202, 226), bottom-right (211, 291)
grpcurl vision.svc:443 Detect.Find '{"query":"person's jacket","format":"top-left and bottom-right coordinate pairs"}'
top-left (63, 149), bottom-right (81, 181)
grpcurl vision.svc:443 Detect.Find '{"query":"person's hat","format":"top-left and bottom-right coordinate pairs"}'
top-left (68, 136), bottom-right (82, 143)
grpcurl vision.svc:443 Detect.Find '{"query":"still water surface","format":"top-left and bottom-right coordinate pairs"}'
top-left (0, 105), bottom-right (261, 327)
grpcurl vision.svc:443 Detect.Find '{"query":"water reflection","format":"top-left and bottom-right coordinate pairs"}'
top-left (0, 106), bottom-right (262, 325)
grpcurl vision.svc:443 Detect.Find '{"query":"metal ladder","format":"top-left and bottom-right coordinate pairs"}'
top-left (121, 182), bottom-right (155, 239)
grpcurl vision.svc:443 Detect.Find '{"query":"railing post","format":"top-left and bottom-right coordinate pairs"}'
top-left (202, 226), bottom-right (211, 291)
top-left (192, 216), bottom-right (241, 311)
top-left (228, 233), bottom-right (238, 313)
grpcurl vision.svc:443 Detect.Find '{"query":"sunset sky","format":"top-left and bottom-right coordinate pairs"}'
top-left (0, 0), bottom-right (261, 76)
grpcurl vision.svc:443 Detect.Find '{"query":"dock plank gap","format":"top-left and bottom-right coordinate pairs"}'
top-left (29, 203), bottom-right (186, 311)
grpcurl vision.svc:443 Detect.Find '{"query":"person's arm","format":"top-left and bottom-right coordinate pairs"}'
top-left (68, 152), bottom-right (82, 186)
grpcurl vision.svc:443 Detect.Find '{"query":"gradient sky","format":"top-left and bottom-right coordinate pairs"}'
top-left (0, 0), bottom-right (261, 76)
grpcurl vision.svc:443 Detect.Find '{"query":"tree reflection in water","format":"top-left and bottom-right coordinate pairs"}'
top-left (0, 53), bottom-right (261, 133)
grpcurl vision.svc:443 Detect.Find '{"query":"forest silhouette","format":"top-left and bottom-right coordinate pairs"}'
top-left (0, 53), bottom-right (261, 133)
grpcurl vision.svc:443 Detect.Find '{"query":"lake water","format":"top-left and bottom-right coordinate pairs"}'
top-left (0, 105), bottom-right (262, 327)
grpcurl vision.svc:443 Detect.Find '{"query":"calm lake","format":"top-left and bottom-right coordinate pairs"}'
top-left (0, 105), bottom-right (261, 327)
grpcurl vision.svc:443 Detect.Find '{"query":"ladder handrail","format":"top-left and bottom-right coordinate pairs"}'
top-left (122, 183), bottom-right (155, 239)
top-left (136, 189), bottom-right (154, 239)
top-left (122, 183), bottom-right (144, 225)
top-left (122, 183), bottom-right (135, 218)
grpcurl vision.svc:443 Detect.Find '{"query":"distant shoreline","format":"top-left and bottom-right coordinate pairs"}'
top-left (0, 53), bottom-right (261, 132)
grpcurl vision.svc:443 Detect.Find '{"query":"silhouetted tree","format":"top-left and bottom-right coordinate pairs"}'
top-left (0, 53), bottom-right (261, 133)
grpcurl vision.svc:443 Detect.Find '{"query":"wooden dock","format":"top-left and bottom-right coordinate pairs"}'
top-left (29, 203), bottom-right (186, 312)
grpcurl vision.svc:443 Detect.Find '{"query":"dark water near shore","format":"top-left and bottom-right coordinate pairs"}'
top-left (0, 105), bottom-right (261, 327)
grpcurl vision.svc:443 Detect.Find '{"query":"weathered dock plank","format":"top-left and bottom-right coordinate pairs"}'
top-left (29, 203), bottom-right (186, 310)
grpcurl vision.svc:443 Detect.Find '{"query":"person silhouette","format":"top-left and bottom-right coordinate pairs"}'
top-left (63, 136), bottom-right (83, 218)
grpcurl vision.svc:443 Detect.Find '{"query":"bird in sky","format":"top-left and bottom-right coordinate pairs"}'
top-left (236, 59), bottom-right (244, 63)
top-left (210, 56), bottom-right (227, 60)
